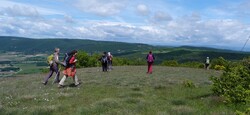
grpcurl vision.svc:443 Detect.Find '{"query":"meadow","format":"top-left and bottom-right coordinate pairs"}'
top-left (0, 66), bottom-right (243, 115)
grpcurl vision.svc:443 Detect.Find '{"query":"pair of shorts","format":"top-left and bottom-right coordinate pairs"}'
top-left (63, 67), bottom-right (76, 77)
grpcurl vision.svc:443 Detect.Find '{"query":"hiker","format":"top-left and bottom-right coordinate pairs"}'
top-left (99, 52), bottom-right (108, 72)
top-left (205, 57), bottom-right (210, 70)
top-left (146, 51), bottom-right (155, 74)
top-left (107, 52), bottom-right (113, 71)
top-left (43, 48), bottom-right (64, 85)
top-left (58, 50), bottom-right (80, 87)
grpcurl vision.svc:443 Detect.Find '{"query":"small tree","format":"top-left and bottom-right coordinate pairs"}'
top-left (77, 51), bottom-right (90, 67)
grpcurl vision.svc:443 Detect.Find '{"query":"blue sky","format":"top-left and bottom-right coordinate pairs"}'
top-left (0, 0), bottom-right (250, 50)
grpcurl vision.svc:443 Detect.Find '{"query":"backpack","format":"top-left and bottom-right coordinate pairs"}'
top-left (63, 53), bottom-right (73, 67)
top-left (101, 56), bottom-right (107, 63)
top-left (47, 54), bottom-right (54, 65)
top-left (107, 55), bottom-right (112, 61)
top-left (147, 54), bottom-right (154, 62)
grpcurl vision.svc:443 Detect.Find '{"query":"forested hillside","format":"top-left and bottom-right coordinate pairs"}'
top-left (1, 36), bottom-right (250, 63)
top-left (0, 36), bottom-right (154, 54)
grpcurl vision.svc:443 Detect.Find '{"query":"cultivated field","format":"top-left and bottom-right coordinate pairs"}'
top-left (0, 66), bottom-right (240, 115)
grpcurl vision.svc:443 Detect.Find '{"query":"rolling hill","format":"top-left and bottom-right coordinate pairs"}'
top-left (0, 36), bottom-right (154, 54)
top-left (1, 36), bottom-right (250, 64)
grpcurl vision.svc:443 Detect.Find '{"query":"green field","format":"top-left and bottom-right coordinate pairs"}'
top-left (1, 66), bottom-right (247, 115)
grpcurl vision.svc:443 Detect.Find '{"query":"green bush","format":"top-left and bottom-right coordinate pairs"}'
top-left (242, 56), bottom-right (250, 69)
top-left (76, 51), bottom-right (145, 67)
top-left (161, 60), bottom-right (178, 67)
top-left (211, 57), bottom-right (228, 69)
top-left (236, 108), bottom-right (250, 115)
top-left (214, 65), bottom-right (226, 70)
top-left (180, 62), bottom-right (204, 68)
top-left (210, 64), bottom-right (250, 104)
top-left (112, 57), bottom-right (132, 66)
top-left (182, 80), bottom-right (196, 88)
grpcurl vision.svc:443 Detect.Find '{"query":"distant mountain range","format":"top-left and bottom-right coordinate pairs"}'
top-left (1, 36), bottom-right (250, 63)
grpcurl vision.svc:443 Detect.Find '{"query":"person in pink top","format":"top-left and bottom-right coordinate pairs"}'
top-left (58, 50), bottom-right (80, 88)
top-left (146, 51), bottom-right (155, 74)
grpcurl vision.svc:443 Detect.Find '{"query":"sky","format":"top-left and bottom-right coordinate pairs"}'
top-left (0, 0), bottom-right (250, 50)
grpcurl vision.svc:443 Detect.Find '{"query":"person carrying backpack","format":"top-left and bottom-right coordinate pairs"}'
top-left (43, 48), bottom-right (64, 85)
top-left (58, 50), bottom-right (80, 87)
top-left (146, 51), bottom-right (155, 74)
top-left (99, 52), bottom-right (108, 72)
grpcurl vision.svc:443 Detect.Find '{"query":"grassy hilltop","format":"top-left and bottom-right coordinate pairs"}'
top-left (1, 66), bottom-right (243, 115)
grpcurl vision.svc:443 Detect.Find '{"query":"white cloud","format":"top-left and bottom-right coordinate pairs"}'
top-left (1, 14), bottom-right (249, 48)
top-left (0, 0), bottom-right (250, 50)
top-left (4, 4), bottom-right (40, 18)
top-left (64, 15), bottom-right (75, 23)
top-left (136, 4), bottom-right (150, 16)
top-left (73, 0), bottom-right (127, 16)
top-left (0, 0), bottom-right (64, 16)
top-left (151, 11), bottom-right (172, 23)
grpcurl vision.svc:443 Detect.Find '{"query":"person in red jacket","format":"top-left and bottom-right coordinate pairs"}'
top-left (58, 50), bottom-right (80, 87)
top-left (146, 51), bottom-right (155, 74)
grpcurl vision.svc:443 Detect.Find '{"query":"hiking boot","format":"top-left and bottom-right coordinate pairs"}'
top-left (75, 82), bottom-right (81, 86)
top-left (58, 84), bottom-right (64, 88)
top-left (42, 81), bottom-right (47, 85)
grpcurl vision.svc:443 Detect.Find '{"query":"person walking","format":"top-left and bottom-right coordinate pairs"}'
top-left (107, 52), bottom-right (113, 71)
top-left (43, 48), bottom-right (64, 85)
top-left (58, 50), bottom-right (80, 87)
top-left (99, 52), bottom-right (108, 72)
top-left (146, 51), bottom-right (155, 74)
top-left (205, 57), bottom-right (210, 70)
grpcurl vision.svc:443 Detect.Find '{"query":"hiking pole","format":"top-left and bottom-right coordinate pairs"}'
top-left (241, 35), bottom-right (250, 51)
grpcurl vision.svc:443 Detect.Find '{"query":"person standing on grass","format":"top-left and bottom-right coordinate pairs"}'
top-left (43, 48), bottom-right (64, 85)
top-left (99, 52), bottom-right (108, 72)
top-left (205, 57), bottom-right (210, 70)
top-left (107, 52), bottom-right (113, 71)
top-left (58, 50), bottom-right (80, 87)
top-left (146, 51), bottom-right (155, 74)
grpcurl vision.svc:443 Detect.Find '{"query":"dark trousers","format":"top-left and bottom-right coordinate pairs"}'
top-left (205, 64), bottom-right (209, 70)
top-left (44, 64), bottom-right (60, 84)
top-left (102, 62), bottom-right (108, 72)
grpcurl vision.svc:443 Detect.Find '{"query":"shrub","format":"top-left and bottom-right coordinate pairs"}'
top-left (182, 80), bottom-right (196, 88)
top-left (211, 57), bottom-right (228, 69)
top-left (235, 108), bottom-right (250, 115)
top-left (214, 65), bottom-right (226, 70)
top-left (242, 56), bottom-right (250, 69)
top-left (76, 51), bottom-right (91, 68)
top-left (210, 64), bottom-right (250, 104)
top-left (161, 60), bottom-right (178, 67)
top-left (76, 51), bottom-right (145, 67)
top-left (180, 62), bottom-right (204, 68)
